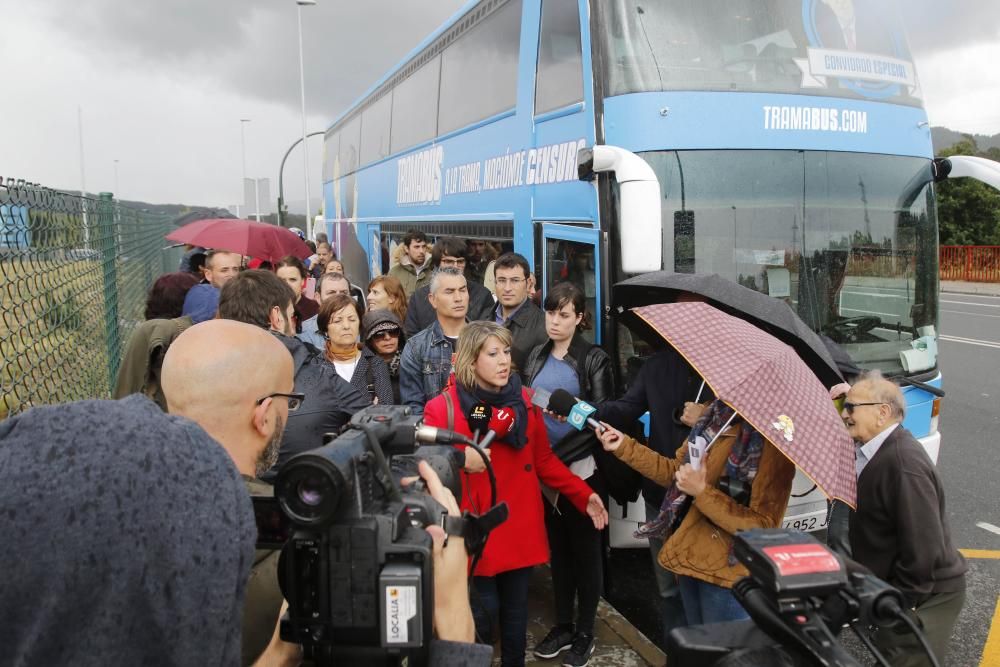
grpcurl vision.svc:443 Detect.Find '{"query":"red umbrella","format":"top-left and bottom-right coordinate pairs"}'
top-left (632, 302), bottom-right (856, 507)
top-left (165, 218), bottom-right (311, 263)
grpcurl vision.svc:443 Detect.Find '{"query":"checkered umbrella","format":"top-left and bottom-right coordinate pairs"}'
top-left (632, 302), bottom-right (856, 507)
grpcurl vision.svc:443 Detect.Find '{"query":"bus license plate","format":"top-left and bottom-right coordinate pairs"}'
top-left (782, 511), bottom-right (829, 532)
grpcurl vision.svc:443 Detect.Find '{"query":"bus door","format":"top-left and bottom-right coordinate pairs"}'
top-left (538, 223), bottom-right (602, 344)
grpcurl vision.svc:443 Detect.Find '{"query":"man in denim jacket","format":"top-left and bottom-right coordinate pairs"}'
top-left (400, 267), bottom-right (468, 413)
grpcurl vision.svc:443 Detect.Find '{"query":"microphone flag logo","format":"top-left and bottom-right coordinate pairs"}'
top-left (567, 401), bottom-right (596, 431)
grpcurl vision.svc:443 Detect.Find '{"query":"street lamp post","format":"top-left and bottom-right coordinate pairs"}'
top-left (113, 159), bottom-right (119, 199)
top-left (278, 131), bottom-right (324, 228)
top-left (240, 118), bottom-right (251, 219)
top-left (296, 0), bottom-right (317, 238)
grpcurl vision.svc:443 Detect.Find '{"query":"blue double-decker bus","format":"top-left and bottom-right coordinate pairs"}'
top-left (322, 0), bottom-right (951, 537)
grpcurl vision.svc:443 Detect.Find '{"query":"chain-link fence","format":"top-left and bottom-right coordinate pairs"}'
top-left (1, 177), bottom-right (180, 419)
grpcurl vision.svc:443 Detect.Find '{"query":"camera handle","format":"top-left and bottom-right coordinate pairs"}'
top-left (732, 579), bottom-right (861, 667)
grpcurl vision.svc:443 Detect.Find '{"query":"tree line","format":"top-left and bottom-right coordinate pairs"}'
top-left (936, 137), bottom-right (1000, 246)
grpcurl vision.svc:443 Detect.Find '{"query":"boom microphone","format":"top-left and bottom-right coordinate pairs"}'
top-left (547, 388), bottom-right (605, 434)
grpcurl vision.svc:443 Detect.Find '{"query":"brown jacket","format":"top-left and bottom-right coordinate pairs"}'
top-left (112, 316), bottom-right (193, 410)
top-left (614, 428), bottom-right (795, 588)
top-left (388, 254), bottom-right (432, 298)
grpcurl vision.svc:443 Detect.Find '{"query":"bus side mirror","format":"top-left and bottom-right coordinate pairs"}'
top-left (578, 145), bottom-right (663, 274)
top-left (933, 155), bottom-right (1000, 190)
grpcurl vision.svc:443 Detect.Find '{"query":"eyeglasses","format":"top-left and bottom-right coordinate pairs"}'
top-left (495, 277), bottom-right (525, 287)
top-left (440, 258), bottom-right (467, 268)
top-left (842, 401), bottom-right (885, 415)
top-left (256, 392), bottom-right (305, 411)
top-left (372, 329), bottom-right (400, 339)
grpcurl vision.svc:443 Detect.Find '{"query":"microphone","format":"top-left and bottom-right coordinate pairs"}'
top-left (414, 424), bottom-right (473, 446)
top-left (547, 388), bottom-right (605, 434)
top-left (467, 402), bottom-right (491, 445)
top-left (479, 407), bottom-right (515, 448)
top-left (530, 387), bottom-right (552, 411)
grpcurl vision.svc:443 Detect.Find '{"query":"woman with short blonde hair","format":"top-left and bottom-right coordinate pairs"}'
top-left (422, 320), bottom-right (608, 667)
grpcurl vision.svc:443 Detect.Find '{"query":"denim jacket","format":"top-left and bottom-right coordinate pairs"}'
top-left (399, 319), bottom-right (455, 413)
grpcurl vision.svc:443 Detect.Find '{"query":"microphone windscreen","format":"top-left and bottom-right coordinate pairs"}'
top-left (467, 402), bottom-right (491, 433)
top-left (547, 388), bottom-right (577, 418)
top-left (488, 406), bottom-right (516, 438)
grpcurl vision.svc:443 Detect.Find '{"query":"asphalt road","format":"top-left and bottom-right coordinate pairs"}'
top-left (605, 289), bottom-right (1000, 666)
top-left (935, 290), bottom-right (1000, 667)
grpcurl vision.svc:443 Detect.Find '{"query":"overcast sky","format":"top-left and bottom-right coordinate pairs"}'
top-left (2, 0), bottom-right (998, 209)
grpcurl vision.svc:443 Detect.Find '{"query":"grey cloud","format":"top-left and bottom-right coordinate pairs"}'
top-left (31, 0), bottom-right (1000, 118)
top-left (37, 0), bottom-right (465, 123)
top-left (903, 0), bottom-right (1000, 56)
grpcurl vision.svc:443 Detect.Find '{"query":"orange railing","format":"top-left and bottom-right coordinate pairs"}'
top-left (940, 245), bottom-right (1000, 282)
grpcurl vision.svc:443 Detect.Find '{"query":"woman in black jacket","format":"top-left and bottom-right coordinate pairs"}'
top-left (524, 282), bottom-right (613, 667)
top-left (317, 294), bottom-right (394, 406)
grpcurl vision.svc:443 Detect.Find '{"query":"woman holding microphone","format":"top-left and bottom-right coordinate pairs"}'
top-left (422, 321), bottom-right (607, 667)
top-left (596, 400), bottom-right (795, 626)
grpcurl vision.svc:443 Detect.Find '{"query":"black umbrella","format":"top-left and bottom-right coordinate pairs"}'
top-left (614, 272), bottom-right (844, 388)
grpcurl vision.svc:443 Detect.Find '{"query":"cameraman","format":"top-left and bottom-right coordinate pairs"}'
top-left (161, 320), bottom-right (492, 666)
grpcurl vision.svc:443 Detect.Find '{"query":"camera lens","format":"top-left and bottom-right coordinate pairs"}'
top-left (297, 477), bottom-right (325, 507)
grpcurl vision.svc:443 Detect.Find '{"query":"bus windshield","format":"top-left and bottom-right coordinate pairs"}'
top-left (617, 150), bottom-right (939, 376)
top-left (597, 0), bottom-right (921, 107)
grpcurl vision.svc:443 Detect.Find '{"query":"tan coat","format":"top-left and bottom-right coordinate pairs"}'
top-left (388, 254), bottom-right (432, 298)
top-left (614, 428), bottom-right (795, 588)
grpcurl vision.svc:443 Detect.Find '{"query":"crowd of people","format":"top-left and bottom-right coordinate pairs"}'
top-left (2, 228), bottom-right (966, 667)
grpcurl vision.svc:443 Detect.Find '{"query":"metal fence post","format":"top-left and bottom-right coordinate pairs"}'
top-left (97, 193), bottom-right (119, 391)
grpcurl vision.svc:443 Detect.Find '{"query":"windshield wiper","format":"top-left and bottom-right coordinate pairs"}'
top-left (888, 374), bottom-right (945, 398)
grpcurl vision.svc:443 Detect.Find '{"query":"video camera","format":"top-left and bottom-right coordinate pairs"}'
top-left (252, 405), bottom-right (507, 666)
top-left (669, 529), bottom-right (934, 667)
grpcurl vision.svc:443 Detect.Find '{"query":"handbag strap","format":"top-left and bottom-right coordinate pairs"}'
top-left (444, 390), bottom-right (455, 431)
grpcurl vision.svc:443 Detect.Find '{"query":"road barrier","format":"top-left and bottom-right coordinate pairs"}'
top-left (1, 177), bottom-right (177, 419)
top-left (940, 245), bottom-right (1000, 282)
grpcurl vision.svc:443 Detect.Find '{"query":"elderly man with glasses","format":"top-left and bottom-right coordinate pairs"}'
top-left (841, 371), bottom-right (966, 667)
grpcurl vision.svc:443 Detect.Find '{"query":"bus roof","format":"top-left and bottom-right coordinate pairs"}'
top-left (325, 0), bottom-right (482, 133)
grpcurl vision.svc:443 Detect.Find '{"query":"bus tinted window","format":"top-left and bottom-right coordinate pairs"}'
top-left (360, 93), bottom-right (392, 165)
top-left (391, 56), bottom-right (441, 153)
top-left (597, 0), bottom-right (921, 107)
top-left (535, 0), bottom-right (584, 114)
top-left (630, 149), bottom-right (938, 374)
top-left (339, 115), bottom-right (362, 176)
top-left (438, 0), bottom-right (522, 135)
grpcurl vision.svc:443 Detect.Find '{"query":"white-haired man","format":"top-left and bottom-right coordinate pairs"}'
top-left (843, 371), bottom-right (966, 666)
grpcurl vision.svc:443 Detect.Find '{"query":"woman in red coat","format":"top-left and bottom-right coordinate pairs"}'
top-left (422, 321), bottom-right (607, 667)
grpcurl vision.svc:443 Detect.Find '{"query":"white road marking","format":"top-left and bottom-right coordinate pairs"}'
top-left (977, 521), bottom-right (1000, 536)
top-left (941, 299), bottom-right (1000, 308)
top-left (942, 309), bottom-right (1000, 319)
top-left (940, 335), bottom-right (1000, 349)
top-left (941, 291), bottom-right (1000, 299)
